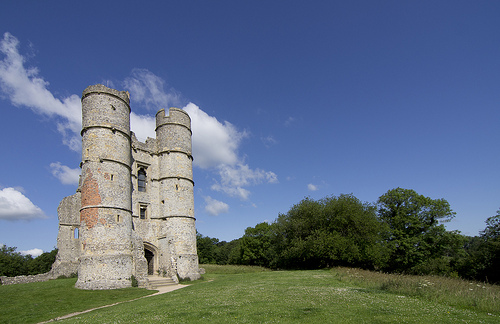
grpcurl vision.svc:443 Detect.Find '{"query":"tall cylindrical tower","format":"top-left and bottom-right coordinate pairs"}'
top-left (156, 108), bottom-right (199, 280)
top-left (76, 85), bottom-right (134, 289)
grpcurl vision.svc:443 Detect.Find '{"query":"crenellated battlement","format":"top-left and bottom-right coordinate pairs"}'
top-left (155, 108), bottom-right (191, 133)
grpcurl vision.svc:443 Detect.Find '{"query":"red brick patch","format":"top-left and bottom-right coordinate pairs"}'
top-left (81, 168), bottom-right (101, 229)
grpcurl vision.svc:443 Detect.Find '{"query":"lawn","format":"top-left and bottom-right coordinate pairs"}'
top-left (1, 266), bottom-right (499, 323)
top-left (0, 278), bottom-right (155, 323)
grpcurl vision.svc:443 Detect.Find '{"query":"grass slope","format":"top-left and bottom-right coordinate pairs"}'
top-left (1, 266), bottom-right (499, 323)
top-left (62, 267), bottom-right (499, 323)
top-left (0, 278), bottom-right (154, 323)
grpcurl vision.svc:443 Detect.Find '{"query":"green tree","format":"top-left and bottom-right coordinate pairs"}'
top-left (196, 232), bottom-right (219, 264)
top-left (377, 188), bottom-right (456, 273)
top-left (0, 246), bottom-right (58, 277)
top-left (275, 194), bottom-right (387, 270)
top-left (0, 245), bottom-right (28, 277)
top-left (473, 209), bottom-right (500, 283)
top-left (237, 222), bottom-right (277, 267)
top-left (216, 239), bottom-right (241, 265)
top-left (27, 248), bottom-right (57, 275)
top-left (481, 209), bottom-right (500, 240)
top-left (411, 229), bottom-right (468, 276)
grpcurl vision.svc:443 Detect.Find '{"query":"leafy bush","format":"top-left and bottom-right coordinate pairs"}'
top-left (130, 275), bottom-right (138, 287)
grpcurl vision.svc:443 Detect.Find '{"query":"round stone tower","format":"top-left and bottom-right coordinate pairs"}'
top-left (156, 108), bottom-right (200, 280)
top-left (76, 85), bottom-right (134, 289)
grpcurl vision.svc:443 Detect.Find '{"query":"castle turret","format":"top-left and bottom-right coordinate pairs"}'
top-left (156, 108), bottom-right (200, 280)
top-left (76, 85), bottom-right (135, 289)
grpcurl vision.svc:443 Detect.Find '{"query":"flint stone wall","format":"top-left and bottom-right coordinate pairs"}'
top-left (0, 273), bottom-right (53, 285)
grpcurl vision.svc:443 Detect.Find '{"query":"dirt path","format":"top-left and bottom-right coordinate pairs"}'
top-left (38, 284), bottom-right (187, 323)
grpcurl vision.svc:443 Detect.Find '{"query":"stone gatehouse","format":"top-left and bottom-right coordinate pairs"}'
top-left (41, 84), bottom-right (200, 289)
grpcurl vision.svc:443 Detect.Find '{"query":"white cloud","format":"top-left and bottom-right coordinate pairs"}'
top-left (184, 103), bottom-right (246, 169)
top-left (0, 33), bottom-right (278, 204)
top-left (0, 32), bottom-right (82, 152)
top-left (204, 196), bottom-right (229, 216)
top-left (130, 112), bottom-right (156, 142)
top-left (183, 103), bottom-right (278, 199)
top-left (211, 183), bottom-right (252, 201)
top-left (50, 162), bottom-right (80, 185)
top-left (0, 187), bottom-right (47, 221)
top-left (124, 68), bottom-right (181, 110)
top-left (262, 135), bottom-right (278, 148)
top-left (20, 248), bottom-right (44, 257)
top-left (0, 33), bottom-right (158, 149)
top-left (211, 164), bottom-right (278, 200)
top-left (308, 183), bottom-right (318, 191)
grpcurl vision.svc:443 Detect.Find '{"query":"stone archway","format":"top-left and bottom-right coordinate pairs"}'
top-left (145, 248), bottom-right (154, 275)
top-left (143, 243), bottom-right (158, 276)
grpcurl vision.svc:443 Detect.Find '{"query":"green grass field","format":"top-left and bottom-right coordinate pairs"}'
top-left (1, 266), bottom-right (499, 323)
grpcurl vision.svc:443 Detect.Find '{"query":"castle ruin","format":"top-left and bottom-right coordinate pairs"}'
top-left (51, 84), bottom-right (200, 289)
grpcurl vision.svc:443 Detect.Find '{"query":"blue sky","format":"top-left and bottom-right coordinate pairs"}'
top-left (1, 1), bottom-right (499, 256)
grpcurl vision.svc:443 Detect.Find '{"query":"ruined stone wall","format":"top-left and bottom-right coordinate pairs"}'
top-left (0, 273), bottom-right (53, 285)
top-left (51, 192), bottom-right (81, 277)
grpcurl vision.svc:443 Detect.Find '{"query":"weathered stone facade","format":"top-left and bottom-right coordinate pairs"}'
top-left (54, 85), bottom-right (199, 289)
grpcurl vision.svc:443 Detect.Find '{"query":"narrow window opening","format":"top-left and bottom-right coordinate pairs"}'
top-left (175, 184), bottom-right (179, 191)
top-left (116, 215), bottom-right (121, 223)
top-left (110, 174), bottom-right (114, 181)
top-left (73, 228), bottom-right (79, 239)
top-left (140, 206), bottom-right (147, 219)
top-left (138, 168), bottom-right (147, 192)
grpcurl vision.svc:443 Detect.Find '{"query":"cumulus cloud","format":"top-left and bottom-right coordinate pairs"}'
top-left (0, 32), bottom-right (82, 151)
top-left (308, 183), bottom-right (318, 191)
top-left (0, 33), bottom-right (278, 202)
top-left (184, 103), bottom-right (246, 169)
top-left (0, 33), bottom-right (159, 179)
top-left (20, 248), bottom-right (44, 257)
top-left (126, 77), bottom-right (278, 200)
top-left (129, 82), bottom-right (278, 201)
top-left (204, 196), bottom-right (229, 216)
top-left (49, 162), bottom-right (80, 185)
top-left (0, 187), bottom-right (47, 221)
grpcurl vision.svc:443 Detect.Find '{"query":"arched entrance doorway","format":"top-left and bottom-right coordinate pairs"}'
top-left (143, 243), bottom-right (157, 276)
top-left (145, 248), bottom-right (154, 275)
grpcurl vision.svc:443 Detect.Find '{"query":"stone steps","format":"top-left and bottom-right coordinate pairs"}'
top-left (147, 276), bottom-right (177, 289)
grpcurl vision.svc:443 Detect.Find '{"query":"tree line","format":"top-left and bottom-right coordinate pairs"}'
top-left (197, 188), bottom-right (500, 284)
top-left (0, 246), bottom-right (57, 277)
top-left (2, 187), bottom-right (497, 284)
